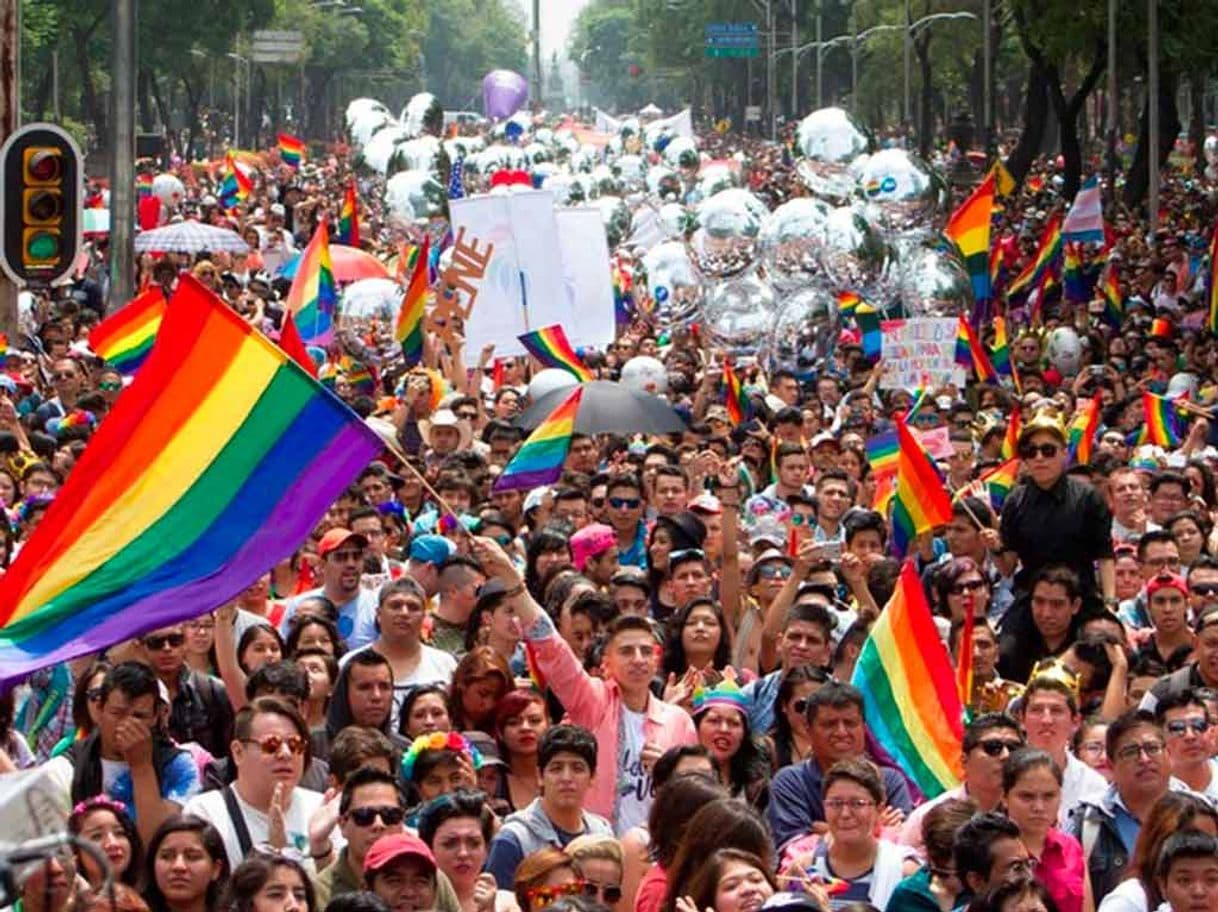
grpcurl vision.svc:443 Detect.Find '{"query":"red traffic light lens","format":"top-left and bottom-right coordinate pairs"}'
top-left (26, 149), bottom-right (61, 183)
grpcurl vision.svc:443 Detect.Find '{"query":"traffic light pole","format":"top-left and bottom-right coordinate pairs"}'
top-left (0, 0), bottom-right (20, 341)
top-left (109, 0), bottom-right (136, 309)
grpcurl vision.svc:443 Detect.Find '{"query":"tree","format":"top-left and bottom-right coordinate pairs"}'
top-left (422, 0), bottom-right (528, 111)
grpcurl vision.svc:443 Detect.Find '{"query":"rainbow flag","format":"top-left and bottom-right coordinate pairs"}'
top-left (722, 360), bottom-right (749, 425)
top-left (989, 244), bottom-right (1006, 299)
top-left (88, 289), bottom-right (168, 376)
top-left (1066, 398), bottom-right (1100, 465)
top-left (218, 152), bottom-right (252, 208)
top-left (285, 220), bottom-right (338, 345)
top-left (395, 235), bottom-right (431, 367)
top-left (865, 430), bottom-right (899, 477)
top-left (493, 387), bottom-right (583, 492)
top-left (837, 291), bottom-right (860, 318)
top-left (991, 316), bottom-right (1013, 383)
top-left (872, 472), bottom-right (897, 516)
top-left (954, 316), bottom-right (998, 383)
top-left (855, 303), bottom-right (882, 361)
top-left (277, 133), bottom-right (305, 169)
top-left (135, 173), bottom-right (153, 199)
top-left (1001, 408), bottom-right (1021, 460)
top-left (1207, 224), bottom-right (1218, 337)
top-left (277, 312), bottom-right (317, 378)
top-left (891, 418), bottom-right (953, 557)
top-left (956, 456), bottom-right (1020, 511)
top-left (337, 181), bottom-right (360, 248)
top-left (957, 607), bottom-right (976, 707)
top-left (1150, 318), bottom-right (1174, 341)
top-left (1007, 214), bottom-right (1062, 300)
top-left (1027, 174), bottom-right (1045, 194)
top-left (1063, 242), bottom-right (1091, 303)
top-left (851, 561), bottom-right (964, 799)
top-left (1143, 392), bottom-right (1184, 447)
top-left (340, 357), bottom-right (376, 396)
top-left (944, 173), bottom-right (994, 306)
top-left (0, 277), bottom-right (382, 686)
top-left (517, 324), bottom-right (593, 382)
top-left (1099, 263), bottom-right (1123, 329)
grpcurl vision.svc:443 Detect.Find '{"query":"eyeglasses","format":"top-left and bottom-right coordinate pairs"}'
top-left (1077, 740), bottom-right (1105, 757)
top-left (525, 881), bottom-right (585, 903)
top-left (1019, 443), bottom-right (1060, 459)
top-left (99, 380), bottom-right (122, 392)
top-left (758, 564), bottom-right (793, 580)
top-left (53, 372), bottom-right (77, 381)
top-left (86, 687), bottom-right (105, 702)
top-left (143, 633), bottom-right (185, 650)
top-left (1114, 740), bottom-right (1166, 762)
top-left (347, 805), bottom-right (406, 827)
top-left (668, 548), bottom-right (706, 562)
top-left (328, 549), bottom-right (364, 563)
top-left (581, 883), bottom-right (623, 904)
top-left (1191, 583), bottom-right (1218, 596)
top-left (976, 739), bottom-right (1024, 757)
top-left (456, 411), bottom-right (478, 421)
top-left (949, 579), bottom-right (987, 595)
top-left (1165, 718), bottom-right (1210, 737)
top-left (609, 496), bottom-right (641, 510)
top-left (1145, 556), bottom-right (1181, 570)
top-left (791, 513), bottom-right (813, 526)
top-left (241, 735), bottom-right (308, 756)
top-left (824, 797), bottom-right (876, 812)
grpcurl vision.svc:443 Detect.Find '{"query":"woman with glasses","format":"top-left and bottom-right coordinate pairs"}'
top-left (787, 759), bottom-right (917, 910)
top-left (1002, 749), bottom-right (1086, 912)
top-left (514, 847), bottom-right (582, 912)
top-left (1073, 718), bottom-right (1112, 782)
top-left (565, 835), bottom-right (625, 912)
top-left (767, 665), bottom-right (829, 769)
top-left (418, 790), bottom-right (513, 912)
top-left (44, 659), bottom-right (111, 759)
top-left (932, 558), bottom-right (992, 626)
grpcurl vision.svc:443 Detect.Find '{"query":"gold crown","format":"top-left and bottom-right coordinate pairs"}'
top-left (1026, 658), bottom-right (1080, 700)
top-left (1018, 408), bottom-right (1068, 446)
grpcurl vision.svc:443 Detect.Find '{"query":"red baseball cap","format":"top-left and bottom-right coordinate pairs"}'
top-left (363, 833), bottom-right (436, 876)
top-left (317, 528), bottom-right (369, 559)
top-left (1147, 573), bottom-right (1188, 601)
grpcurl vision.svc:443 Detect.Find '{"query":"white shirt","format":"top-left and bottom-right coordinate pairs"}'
top-left (615, 707), bottom-right (651, 837)
top-left (339, 644), bottom-right (458, 729)
top-left (1169, 758), bottom-right (1218, 803)
top-left (1097, 876), bottom-right (1148, 912)
top-left (183, 784), bottom-right (330, 870)
top-left (1061, 751), bottom-right (1110, 827)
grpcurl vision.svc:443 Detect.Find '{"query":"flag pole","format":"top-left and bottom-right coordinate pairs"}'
top-left (365, 417), bottom-right (475, 540)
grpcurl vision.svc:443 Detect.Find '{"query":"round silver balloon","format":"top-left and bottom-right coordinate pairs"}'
top-left (596, 196), bottom-right (632, 249)
top-left (528, 368), bottom-right (579, 402)
top-left (759, 197), bottom-right (833, 292)
top-left (1045, 326), bottom-right (1083, 376)
top-left (694, 163), bottom-right (739, 201)
top-left (346, 98), bottom-right (391, 138)
top-left (768, 284), bottom-right (840, 379)
top-left (590, 165), bottom-right (621, 198)
top-left (534, 127), bottom-right (554, 147)
top-left (646, 166), bottom-right (683, 201)
top-left (896, 242), bottom-right (973, 318)
top-left (795, 107), bottom-right (873, 204)
top-left (664, 136), bottom-right (700, 172)
top-left (620, 356), bottom-right (668, 395)
top-left (152, 173), bottom-right (185, 210)
top-left (349, 110), bottom-right (397, 151)
top-left (361, 124), bottom-right (408, 174)
top-left (689, 188), bottom-right (769, 280)
top-left (613, 155), bottom-right (648, 193)
top-left (658, 202), bottom-right (691, 239)
top-left (699, 268), bottom-right (777, 361)
top-left (1206, 135), bottom-right (1218, 165)
top-left (524, 142), bottom-right (551, 165)
top-left (820, 205), bottom-right (887, 289)
top-left (384, 170), bottom-right (445, 227)
top-left (389, 136), bottom-right (440, 176)
top-left (642, 240), bottom-right (702, 325)
top-left (855, 149), bottom-right (946, 233)
top-left (400, 92), bottom-right (442, 138)
top-left (482, 143), bottom-right (529, 172)
top-left (443, 138), bottom-right (473, 162)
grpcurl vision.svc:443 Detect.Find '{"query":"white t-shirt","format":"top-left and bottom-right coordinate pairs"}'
top-left (182, 785), bottom-right (330, 870)
top-left (615, 707), bottom-right (651, 837)
top-left (1061, 751), bottom-right (1110, 827)
top-left (339, 644), bottom-right (458, 729)
top-left (1170, 758), bottom-right (1218, 803)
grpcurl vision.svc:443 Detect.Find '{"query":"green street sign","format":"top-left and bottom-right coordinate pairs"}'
top-left (704, 47), bottom-right (760, 58)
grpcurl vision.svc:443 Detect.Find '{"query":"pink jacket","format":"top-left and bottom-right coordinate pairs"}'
top-left (527, 621), bottom-right (696, 822)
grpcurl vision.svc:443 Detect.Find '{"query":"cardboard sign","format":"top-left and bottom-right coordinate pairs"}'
top-left (880, 317), bottom-right (965, 390)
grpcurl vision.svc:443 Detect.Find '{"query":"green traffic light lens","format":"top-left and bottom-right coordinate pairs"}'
top-left (26, 231), bottom-right (59, 260)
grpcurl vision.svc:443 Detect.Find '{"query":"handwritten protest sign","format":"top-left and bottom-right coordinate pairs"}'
top-left (879, 317), bottom-right (965, 390)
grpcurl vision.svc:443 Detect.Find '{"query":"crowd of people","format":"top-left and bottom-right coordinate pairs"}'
top-left (2, 104), bottom-right (1218, 912)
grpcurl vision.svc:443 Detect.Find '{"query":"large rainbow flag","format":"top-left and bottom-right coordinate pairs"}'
top-left (0, 277), bottom-right (382, 686)
top-left (88, 288), bottom-right (167, 376)
top-left (285, 220), bottom-right (338, 345)
top-left (218, 152), bottom-right (252, 208)
top-left (892, 418), bottom-right (953, 557)
top-left (954, 316), bottom-right (998, 383)
top-left (852, 561), bottom-right (964, 799)
top-left (944, 173), bottom-right (994, 307)
top-left (493, 387), bottom-right (583, 492)
top-left (1143, 392), bottom-right (1184, 447)
top-left (518, 324), bottom-right (593, 382)
top-left (1066, 398), bottom-right (1100, 465)
top-left (1007, 214), bottom-right (1062, 300)
top-left (395, 235), bottom-right (430, 367)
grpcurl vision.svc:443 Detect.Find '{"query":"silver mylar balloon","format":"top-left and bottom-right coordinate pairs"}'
top-left (524, 142), bottom-right (551, 165)
top-left (694, 163), bottom-right (740, 201)
top-left (534, 127), bottom-right (554, 146)
top-left (1205, 135), bottom-right (1218, 165)
top-left (613, 155), bottom-right (648, 193)
top-left (856, 149), bottom-right (946, 233)
top-left (699, 268), bottom-right (777, 361)
top-left (896, 242), bottom-right (973, 318)
top-left (483, 143), bottom-right (529, 171)
top-left (620, 356), bottom-right (668, 395)
top-left (646, 166), bottom-right (682, 201)
top-left (820, 206), bottom-right (887, 288)
top-left (759, 197), bottom-right (833, 292)
top-left (597, 196), bottom-right (632, 249)
top-left (541, 172), bottom-right (575, 205)
top-left (1046, 326), bottom-right (1083, 376)
top-left (767, 284), bottom-right (840, 379)
top-left (360, 124), bottom-right (408, 174)
top-left (346, 99), bottom-right (393, 145)
top-left (664, 136), bottom-right (700, 172)
top-left (658, 202), bottom-right (691, 239)
top-left (389, 136), bottom-right (440, 176)
top-left (642, 240), bottom-right (702, 324)
top-left (384, 170), bottom-right (445, 227)
top-left (400, 93), bottom-right (442, 138)
top-left (795, 107), bottom-right (873, 204)
top-left (689, 188), bottom-right (769, 280)
top-left (350, 113), bottom-right (399, 155)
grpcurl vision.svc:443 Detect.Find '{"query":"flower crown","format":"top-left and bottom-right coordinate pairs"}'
top-left (692, 669), bottom-right (749, 720)
top-left (71, 795), bottom-right (128, 821)
top-left (400, 731), bottom-right (484, 782)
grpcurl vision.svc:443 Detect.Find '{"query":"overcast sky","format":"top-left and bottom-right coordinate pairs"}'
top-left (534, 0), bottom-right (591, 63)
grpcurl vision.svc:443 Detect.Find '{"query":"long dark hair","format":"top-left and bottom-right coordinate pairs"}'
top-left (662, 799), bottom-right (773, 912)
top-left (525, 529), bottom-right (571, 601)
top-left (662, 598), bottom-right (732, 678)
top-left (398, 683), bottom-right (453, 738)
top-left (71, 660), bottom-right (113, 739)
top-left (769, 665), bottom-right (830, 768)
top-left (221, 854), bottom-right (316, 912)
top-left (693, 704), bottom-right (771, 809)
top-left (68, 796), bottom-right (144, 888)
top-left (144, 815), bottom-right (229, 912)
top-left (684, 849), bottom-right (776, 912)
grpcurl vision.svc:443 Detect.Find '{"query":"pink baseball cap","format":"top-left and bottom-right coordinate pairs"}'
top-left (570, 523), bottom-right (617, 571)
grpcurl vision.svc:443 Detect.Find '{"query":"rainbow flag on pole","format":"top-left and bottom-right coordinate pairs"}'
top-left (1099, 262), bottom-right (1123, 329)
top-left (891, 418), bottom-right (954, 557)
top-left (944, 173), bottom-right (994, 307)
top-left (493, 387), bottom-right (583, 492)
top-left (285, 220), bottom-right (338, 345)
top-left (955, 456), bottom-right (1020, 511)
top-left (851, 561), bottom-right (964, 799)
top-left (517, 324), bottom-right (593, 382)
top-left (1007, 214), bottom-right (1062, 300)
top-left (1066, 398), bottom-right (1100, 465)
top-left (218, 152), bottom-right (252, 208)
top-left (1143, 392), bottom-right (1184, 447)
top-left (722, 360), bottom-right (749, 425)
top-left (954, 316), bottom-right (998, 383)
top-left (0, 277), bottom-right (382, 686)
top-left (337, 181), bottom-right (360, 248)
top-left (88, 289), bottom-right (167, 376)
top-left (277, 133), bottom-right (305, 169)
top-left (990, 316), bottom-right (1014, 385)
top-left (395, 235), bottom-right (430, 367)
top-left (837, 291), bottom-right (861, 318)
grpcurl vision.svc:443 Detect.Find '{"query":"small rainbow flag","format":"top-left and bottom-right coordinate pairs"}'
top-left (395, 235), bottom-right (431, 367)
top-left (1007, 214), bottom-right (1062, 300)
top-left (865, 429), bottom-right (899, 477)
top-left (944, 173), bottom-right (994, 306)
top-left (88, 289), bottom-right (168, 376)
top-left (722, 360), bottom-right (749, 425)
top-left (493, 387), bottom-right (583, 493)
top-left (837, 291), bottom-right (861, 318)
top-left (871, 472), bottom-right (897, 516)
top-left (954, 316), bottom-right (998, 383)
top-left (1066, 398), bottom-right (1100, 465)
top-left (277, 133), bottom-right (305, 169)
top-left (517, 324), bottom-right (593, 382)
top-left (1207, 224), bottom-right (1218, 337)
top-left (851, 561), bottom-right (964, 799)
top-left (1143, 392), bottom-right (1184, 448)
top-left (340, 357), bottom-right (377, 396)
top-left (285, 220), bottom-right (338, 345)
top-left (1027, 174), bottom-right (1045, 194)
top-left (337, 181), bottom-right (360, 248)
top-left (892, 418), bottom-right (953, 557)
top-left (1150, 318), bottom-right (1174, 341)
top-left (0, 333), bottom-right (8, 358)
top-left (1001, 408), bottom-right (1021, 460)
top-left (957, 607), bottom-right (976, 707)
top-left (1099, 263), bottom-right (1123, 329)
top-left (956, 456), bottom-right (1020, 511)
top-left (991, 316), bottom-right (1013, 384)
top-left (218, 152), bottom-right (252, 208)
top-left (135, 172), bottom-right (153, 199)
top-left (1063, 242), bottom-right (1092, 303)
top-left (855, 302), bottom-right (882, 362)
top-left (989, 244), bottom-right (1006, 299)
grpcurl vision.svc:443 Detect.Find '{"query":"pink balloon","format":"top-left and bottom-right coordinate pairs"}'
top-left (482, 70), bottom-right (529, 120)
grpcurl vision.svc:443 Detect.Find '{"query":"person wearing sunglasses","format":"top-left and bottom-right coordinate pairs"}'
top-left (1155, 690), bottom-right (1218, 803)
top-left (1185, 557), bottom-right (1218, 620)
top-left (183, 697), bottom-right (330, 871)
top-left (565, 835), bottom-right (626, 912)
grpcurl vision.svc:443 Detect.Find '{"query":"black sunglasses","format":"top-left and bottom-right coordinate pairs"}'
top-left (976, 738), bottom-right (1023, 757)
top-left (1019, 443), bottom-right (1060, 459)
top-left (347, 805), bottom-right (406, 827)
top-left (143, 633), bottom-right (185, 650)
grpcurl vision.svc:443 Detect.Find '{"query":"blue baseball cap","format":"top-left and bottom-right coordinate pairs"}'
top-left (409, 534), bottom-right (456, 565)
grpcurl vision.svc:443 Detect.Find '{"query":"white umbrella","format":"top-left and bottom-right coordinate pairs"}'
top-left (133, 220), bottom-right (250, 254)
top-left (340, 277), bottom-right (401, 319)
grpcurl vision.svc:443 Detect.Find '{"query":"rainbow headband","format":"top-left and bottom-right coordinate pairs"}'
top-left (401, 731), bottom-right (484, 782)
top-left (692, 675), bottom-right (749, 721)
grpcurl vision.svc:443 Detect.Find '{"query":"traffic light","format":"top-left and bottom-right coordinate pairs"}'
top-left (0, 123), bottom-right (81, 286)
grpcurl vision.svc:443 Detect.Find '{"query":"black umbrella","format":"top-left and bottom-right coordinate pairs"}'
top-left (512, 380), bottom-right (687, 435)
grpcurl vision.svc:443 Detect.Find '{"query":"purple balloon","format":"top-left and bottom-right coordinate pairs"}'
top-left (482, 70), bottom-right (529, 120)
